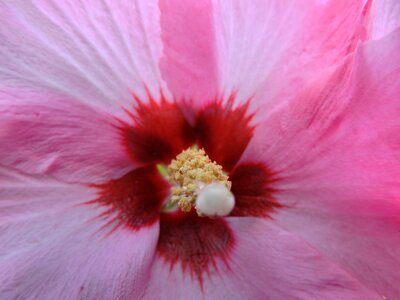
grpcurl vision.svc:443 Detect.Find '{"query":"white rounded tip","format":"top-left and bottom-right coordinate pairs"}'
top-left (195, 183), bottom-right (235, 217)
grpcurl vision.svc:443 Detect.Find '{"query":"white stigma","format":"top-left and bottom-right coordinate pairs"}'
top-left (195, 183), bottom-right (235, 217)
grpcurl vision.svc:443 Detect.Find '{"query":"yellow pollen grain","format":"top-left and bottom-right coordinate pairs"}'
top-left (167, 148), bottom-right (231, 213)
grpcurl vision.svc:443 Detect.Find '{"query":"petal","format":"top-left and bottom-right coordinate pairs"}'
top-left (212, 0), bottom-right (368, 117)
top-left (0, 166), bottom-right (158, 299)
top-left (230, 163), bottom-right (281, 217)
top-left (159, 0), bottom-right (219, 106)
top-left (120, 97), bottom-right (195, 165)
top-left (243, 30), bottom-right (400, 298)
top-left (91, 165), bottom-right (169, 230)
top-left (143, 218), bottom-right (379, 299)
top-left (0, 91), bottom-right (133, 184)
top-left (156, 212), bottom-right (234, 284)
top-left (367, 0), bottom-right (400, 40)
top-left (0, 0), bottom-right (168, 114)
top-left (195, 99), bottom-right (254, 172)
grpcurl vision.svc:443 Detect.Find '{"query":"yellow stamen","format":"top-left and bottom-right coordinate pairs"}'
top-left (166, 147), bottom-right (231, 214)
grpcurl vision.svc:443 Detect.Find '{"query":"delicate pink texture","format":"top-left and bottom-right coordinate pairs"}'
top-left (144, 218), bottom-right (380, 299)
top-left (241, 30), bottom-right (400, 298)
top-left (367, 0), bottom-right (400, 39)
top-left (210, 0), bottom-right (368, 117)
top-left (159, 0), bottom-right (219, 107)
top-left (0, 91), bottom-right (133, 184)
top-left (0, 0), bottom-right (169, 116)
top-left (0, 166), bottom-right (158, 299)
top-left (0, 1), bottom-right (399, 299)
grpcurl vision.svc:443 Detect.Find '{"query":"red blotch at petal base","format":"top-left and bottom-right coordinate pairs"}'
top-left (157, 211), bottom-right (234, 285)
top-left (230, 163), bottom-right (282, 217)
top-left (88, 166), bottom-right (169, 230)
top-left (120, 96), bottom-right (195, 165)
top-left (195, 98), bottom-right (255, 172)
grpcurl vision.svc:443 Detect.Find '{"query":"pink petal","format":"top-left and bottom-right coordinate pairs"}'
top-left (143, 218), bottom-right (379, 299)
top-left (159, 0), bottom-right (219, 107)
top-left (212, 0), bottom-right (368, 117)
top-left (242, 29), bottom-right (400, 298)
top-left (367, 0), bottom-right (400, 40)
top-left (0, 0), bottom-right (168, 114)
top-left (0, 90), bottom-right (133, 183)
top-left (0, 166), bottom-right (157, 299)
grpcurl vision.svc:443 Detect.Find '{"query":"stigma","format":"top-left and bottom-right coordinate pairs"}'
top-left (165, 147), bottom-right (235, 217)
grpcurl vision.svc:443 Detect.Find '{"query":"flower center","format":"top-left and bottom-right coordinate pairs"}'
top-left (164, 147), bottom-right (235, 217)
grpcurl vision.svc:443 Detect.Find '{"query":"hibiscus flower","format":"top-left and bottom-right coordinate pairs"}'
top-left (1, 0), bottom-right (399, 299)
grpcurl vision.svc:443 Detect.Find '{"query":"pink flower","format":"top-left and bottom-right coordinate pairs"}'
top-left (0, 0), bottom-right (399, 299)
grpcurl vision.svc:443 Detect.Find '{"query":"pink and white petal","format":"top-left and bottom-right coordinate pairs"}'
top-left (367, 0), bottom-right (400, 40)
top-left (0, 90), bottom-right (133, 184)
top-left (143, 218), bottom-right (379, 300)
top-left (241, 29), bottom-right (400, 298)
top-left (0, 0), bottom-right (169, 115)
top-left (211, 0), bottom-right (368, 118)
top-left (0, 166), bottom-right (158, 300)
top-left (159, 0), bottom-right (219, 109)
top-left (274, 204), bottom-right (400, 300)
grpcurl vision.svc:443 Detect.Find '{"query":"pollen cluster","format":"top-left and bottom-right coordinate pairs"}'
top-left (167, 147), bottom-right (231, 213)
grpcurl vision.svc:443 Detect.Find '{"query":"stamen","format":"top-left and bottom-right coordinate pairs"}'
top-left (166, 148), bottom-right (234, 216)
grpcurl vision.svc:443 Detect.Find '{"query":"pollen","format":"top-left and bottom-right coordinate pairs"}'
top-left (166, 147), bottom-right (232, 215)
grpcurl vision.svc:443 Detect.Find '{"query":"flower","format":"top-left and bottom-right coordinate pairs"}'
top-left (0, 0), bottom-right (399, 299)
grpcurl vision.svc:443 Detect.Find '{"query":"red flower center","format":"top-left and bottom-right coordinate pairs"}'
top-left (90, 94), bottom-right (281, 281)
